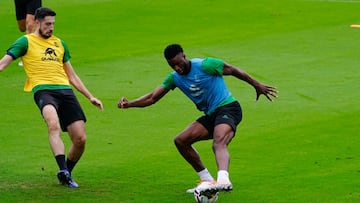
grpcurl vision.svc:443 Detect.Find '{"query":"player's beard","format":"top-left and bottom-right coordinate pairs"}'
top-left (39, 29), bottom-right (52, 39)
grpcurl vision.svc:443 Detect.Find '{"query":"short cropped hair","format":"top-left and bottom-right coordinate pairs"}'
top-left (164, 44), bottom-right (183, 60)
top-left (35, 7), bottom-right (56, 21)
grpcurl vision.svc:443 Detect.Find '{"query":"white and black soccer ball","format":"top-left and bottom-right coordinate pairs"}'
top-left (194, 188), bottom-right (219, 203)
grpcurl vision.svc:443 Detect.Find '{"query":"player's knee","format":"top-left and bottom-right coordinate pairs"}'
top-left (174, 135), bottom-right (189, 148)
top-left (78, 135), bottom-right (86, 146)
top-left (19, 27), bottom-right (26, 32)
top-left (174, 135), bottom-right (196, 149)
top-left (174, 136), bottom-right (182, 147)
top-left (212, 140), bottom-right (227, 151)
top-left (47, 120), bottom-right (61, 133)
top-left (73, 134), bottom-right (86, 147)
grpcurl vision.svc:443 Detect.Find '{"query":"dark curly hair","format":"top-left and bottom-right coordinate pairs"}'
top-left (164, 44), bottom-right (183, 60)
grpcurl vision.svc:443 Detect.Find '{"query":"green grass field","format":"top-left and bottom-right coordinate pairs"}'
top-left (1, 0), bottom-right (360, 202)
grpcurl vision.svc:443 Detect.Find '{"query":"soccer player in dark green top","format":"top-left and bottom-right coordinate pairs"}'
top-left (118, 44), bottom-right (277, 194)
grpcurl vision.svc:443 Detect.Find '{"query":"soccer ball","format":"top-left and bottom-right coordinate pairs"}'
top-left (194, 188), bottom-right (219, 203)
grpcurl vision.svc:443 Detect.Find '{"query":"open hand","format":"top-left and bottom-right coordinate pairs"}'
top-left (256, 84), bottom-right (278, 102)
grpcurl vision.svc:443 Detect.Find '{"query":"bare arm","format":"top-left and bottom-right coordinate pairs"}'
top-left (0, 55), bottom-right (13, 72)
top-left (63, 61), bottom-right (103, 110)
top-left (118, 86), bottom-right (170, 108)
top-left (223, 62), bottom-right (278, 101)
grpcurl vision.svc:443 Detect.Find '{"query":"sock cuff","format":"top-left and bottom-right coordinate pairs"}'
top-left (198, 168), bottom-right (214, 181)
top-left (218, 170), bottom-right (229, 178)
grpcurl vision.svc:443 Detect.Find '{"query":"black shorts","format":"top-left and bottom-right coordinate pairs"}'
top-left (34, 89), bottom-right (86, 132)
top-left (14, 0), bottom-right (42, 20)
top-left (197, 101), bottom-right (242, 136)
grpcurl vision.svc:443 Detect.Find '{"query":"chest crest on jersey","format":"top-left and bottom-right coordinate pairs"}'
top-left (41, 47), bottom-right (61, 62)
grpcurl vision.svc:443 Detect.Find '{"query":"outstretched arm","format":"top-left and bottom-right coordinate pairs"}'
top-left (118, 86), bottom-right (170, 108)
top-left (63, 61), bottom-right (104, 110)
top-left (223, 62), bottom-right (278, 101)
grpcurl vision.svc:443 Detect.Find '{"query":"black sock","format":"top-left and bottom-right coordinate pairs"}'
top-left (55, 155), bottom-right (67, 171)
top-left (66, 158), bottom-right (78, 173)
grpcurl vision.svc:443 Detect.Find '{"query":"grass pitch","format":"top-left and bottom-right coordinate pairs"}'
top-left (0, 0), bottom-right (360, 202)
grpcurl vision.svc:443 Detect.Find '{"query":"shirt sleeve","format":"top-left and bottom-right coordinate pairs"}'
top-left (61, 39), bottom-right (71, 62)
top-left (6, 36), bottom-right (28, 60)
top-left (201, 57), bottom-right (224, 75)
top-left (161, 73), bottom-right (176, 90)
